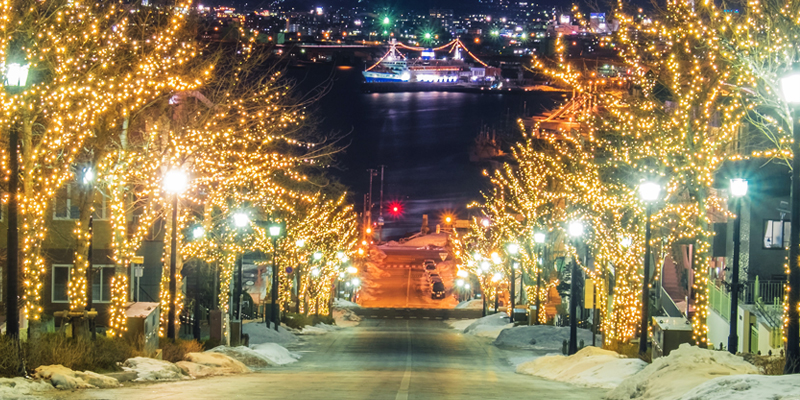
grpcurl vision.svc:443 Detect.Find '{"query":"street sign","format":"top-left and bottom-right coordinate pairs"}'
top-left (439, 252), bottom-right (448, 261)
top-left (285, 266), bottom-right (293, 274)
top-left (377, 217), bottom-right (384, 226)
top-left (134, 265), bottom-right (144, 278)
top-left (584, 279), bottom-right (594, 308)
top-left (132, 256), bottom-right (144, 264)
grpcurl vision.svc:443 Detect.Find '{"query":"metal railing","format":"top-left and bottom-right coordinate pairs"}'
top-left (709, 283), bottom-right (730, 322)
top-left (738, 280), bottom-right (785, 306)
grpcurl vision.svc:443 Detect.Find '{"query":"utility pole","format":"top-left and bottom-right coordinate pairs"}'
top-left (379, 165), bottom-right (385, 242)
top-left (5, 125), bottom-right (19, 339)
top-left (367, 169), bottom-right (376, 229)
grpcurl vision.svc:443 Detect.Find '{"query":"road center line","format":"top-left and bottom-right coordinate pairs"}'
top-left (396, 321), bottom-right (412, 400)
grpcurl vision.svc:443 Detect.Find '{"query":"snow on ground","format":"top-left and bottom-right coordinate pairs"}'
top-left (332, 308), bottom-right (362, 327)
top-left (183, 352), bottom-right (250, 374)
top-left (333, 299), bottom-right (360, 308)
top-left (455, 299), bottom-right (483, 309)
top-left (174, 361), bottom-right (223, 378)
top-left (33, 365), bottom-right (120, 389)
top-left (299, 323), bottom-right (342, 335)
top-left (516, 347), bottom-right (647, 389)
top-left (0, 377), bottom-right (54, 398)
top-left (607, 344), bottom-right (760, 400)
top-left (493, 325), bottom-right (597, 351)
top-left (446, 318), bottom-right (477, 332)
top-left (384, 233), bottom-right (448, 248)
top-left (450, 313), bottom-right (514, 339)
top-left (676, 374), bottom-right (800, 400)
top-left (250, 343), bottom-right (302, 366)
top-left (122, 357), bottom-right (187, 382)
top-left (206, 346), bottom-right (271, 368)
top-left (243, 321), bottom-right (299, 345)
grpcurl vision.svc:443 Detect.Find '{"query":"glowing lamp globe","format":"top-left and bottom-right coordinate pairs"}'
top-left (781, 72), bottom-right (800, 104)
top-left (568, 221), bottom-right (584, 237)
top-left (638, 182), bottom-right (661, 202)
top-left (233, 213), bottom-right (250, 228)
top-left (268, 224), bottom-right (282, 237)
top-left (5, 63), bottom-right (29, 87)
top-left (534, 232), bottom-right (546, 244)
top-left (507, 243), bottom-right (520, 255)
top-left (313, 252), bottom-right (323, 261)
top-left (163, 169), bottom-right (189, 194)
top-left (730, 178), bottom-right (748, 198)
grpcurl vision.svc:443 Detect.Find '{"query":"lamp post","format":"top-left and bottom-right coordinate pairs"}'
top-left (231, 212), bottom-right (250, 325)
top-left (727, 178), bottom-right (748, 354)
top-left (638, 181), bottom-right (661, 357)
top-left (294, 239), bottom-right (305, 313)
top-left (507, 243), bottom-right (520, 323)
top-left (534, 232), bottom-right (546, 325)
top-left (82, 167), bottom-right (96, 340)
top-left (568, 221), bottom-right (584, 355)
top-left (781, 73), bottom-right (800, 374)
top-left (4, 62), bottom-right (29, 340)
top-left (163, 168), bottom-right (188, 340)
top-left (479, 259), bottom-right (490, 317)
top-left (268, 223), bottom-right (283, 331)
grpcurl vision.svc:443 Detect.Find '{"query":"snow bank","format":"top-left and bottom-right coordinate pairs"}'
top-left (461, 313), bottom-right (514, 339)
top-left (677, 374), bottom-right (800, 400)
top-left (243, 321), bottom-right (299, 345)
top-left (122, 357), bottom-right (187, 382)
top-left (447, 318), bottom-right (477, 332)
top-left (493, 325), bottom-right (597, 350)
top-left (207, 346), bottom-right (270, 368)
top-left (607, 344), bottom-right (760, 400)
top-left (184, 352), bottom-right (250, 374)
top-left (455, 299), bottom-right (483, 309)
top-left (516, 347), bottom-right (647, 389)
top-left (333, 299), bottom-right (360, 308)
top-left (332, 308), bottom-right (362, 327)
top-left (175, 361), bottom-right (225, 378)
top-left (299, 323), bottom-right (341, 335)
top-left (33, 365), bottom-right (120, 389)
top-left (250, 343), bottom-right (302, 366)
top-left (0, 377), bottom-right (55, 398)
top-left (385, 233), bottom-right (448, 248)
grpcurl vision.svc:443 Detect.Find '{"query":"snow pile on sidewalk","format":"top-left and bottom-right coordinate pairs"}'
top-left (516, 347), bottom-right (647, 389)
top-left (455, 299), bottom-right (483, 309)
top-left (677, 374), bottom-right (800, 400)
top-left (493, 325), bottom-right (597, 350)
top-left (453, 313), bottom-right (513, 339)
top-left (243, 321), bottom-right (299, 345)
top-left (333, 299), bottom-right (360, 308)
top-left (250, 343), bottom-right (302, 366)
top-left (183, 352), bottom-right (250, 374)
top-left (122, 357), bottom-right (187, 382)
top-left (447, 318), bottom-right (477, 331)
top-left (299, 323), bottom-right (341, 335)
top-left (332, 308), bottom-right (361, 327)
top-left (607, 344), bottom-right (760, 400)
top-left (206, 346), bottom-right (271, 368)
top-left (0, 377), bottom-right (54, 398)
top-left (33, 365), bottom-right (120, 389)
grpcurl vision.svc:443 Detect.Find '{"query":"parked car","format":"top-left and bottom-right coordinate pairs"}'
top-left (428, 273), bottom-right (440, 283)
top-left (431, 281), bottom-right (446, 299)
top-left (424, 263), bottom-right (437, 275)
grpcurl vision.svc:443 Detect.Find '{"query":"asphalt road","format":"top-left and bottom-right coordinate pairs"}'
top-left (54, 319), bottom-right (605, 400)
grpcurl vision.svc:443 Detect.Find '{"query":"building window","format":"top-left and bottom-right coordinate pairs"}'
top-left (763, 220), bottom-right (791, 249)
top-left (53, 183), bottom-right (107, 220)
top-left (52, 264), bottom-right (115, 303)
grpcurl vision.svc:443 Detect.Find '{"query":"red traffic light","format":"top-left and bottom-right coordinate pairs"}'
top-left (388, 201), bottom-right (403, 217)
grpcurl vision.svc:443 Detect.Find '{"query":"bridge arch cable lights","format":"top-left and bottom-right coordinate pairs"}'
top-left (367, 39), bottom-right (489, 72)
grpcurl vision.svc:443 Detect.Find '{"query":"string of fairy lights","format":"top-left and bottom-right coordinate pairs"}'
top-left (461, 0), bottom-right (799, 348)
top-left (1, 0), bottom-right (359, 337)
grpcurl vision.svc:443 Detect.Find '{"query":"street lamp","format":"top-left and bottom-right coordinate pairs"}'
top-left (533, 232), bottom-right (546, 325)
top-left (568, 221), bottom-right (584, 355)
top-left (727, 179), bottom-right (748, 354)
top-left (163, 168), bottom-right (188, 340)
top-left (268, 222), bottom-right (284, 331)
top-left (507, 243), bottom-right (520, 323)
top-left (4, 62), bottom-right (29, 340)
top-left (638, 181), bottom-right (661, 357)
top-left (82, 167), bottom-right (97, 340)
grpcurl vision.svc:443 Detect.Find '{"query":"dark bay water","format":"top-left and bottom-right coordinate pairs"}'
top-left (289, 64), bottom-right (558, 237)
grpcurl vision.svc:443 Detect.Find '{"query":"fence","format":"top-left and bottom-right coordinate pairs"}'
top-left (738, 280), bottom-right (785, 306)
